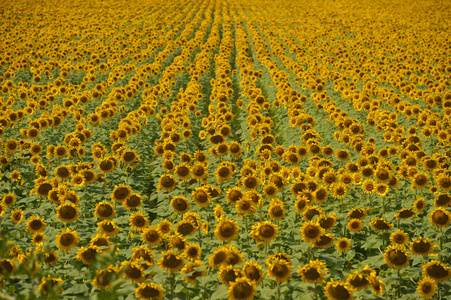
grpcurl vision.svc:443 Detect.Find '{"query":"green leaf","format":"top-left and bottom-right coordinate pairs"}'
top-left (211, 285), bottom-right (228, 300)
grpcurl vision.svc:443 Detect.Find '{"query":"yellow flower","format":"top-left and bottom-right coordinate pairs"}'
top-left (417, 276), bottom-right (437, 299)
top-left (56, 228), bottom-right (79, 252)
top-left (215, 217), bottom-right (239, 242)
top-left (135, 282), bottom-right (164, 300)
top-left (227, 277), bottom-right (256, 300)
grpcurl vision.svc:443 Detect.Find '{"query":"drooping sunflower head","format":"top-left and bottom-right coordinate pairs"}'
top-left (324, 280), bottom-right (354, 300)
top-left (422, 260), bottom-right (451, 283)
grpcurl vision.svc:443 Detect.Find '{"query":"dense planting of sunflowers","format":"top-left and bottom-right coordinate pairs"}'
top-left (0, 0), bottom-right (450, 299)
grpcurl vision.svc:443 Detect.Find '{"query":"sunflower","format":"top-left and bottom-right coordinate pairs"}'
top-left (92, 265), bottom-right (119, 290)
top-left (43, 250), bottom-right (59, 266)
top-left (347, 219), bottom-right (363, 233)
top-left (157, 219), bottom-right (172, 236)
top-left (176, 220), bottom-right (198, 236)
top-left (300, 221), bottom-right (324, 244)
top-left (313, 233), bottom-right (335, 249)
top-left (215, 164), bottom-right (233, 183)
top-left (27, 216), bottom-right (46, 233)
top-left (268, 198), bottom-right (286, 221)
top-left (32, 232), bottom-right (45, 246)
top-left (242, 261), bottom-right (264, 286)
top-left (158, 249), bottom-right (185, 273)
top-left (10, 170), bottom-right (21, 182)
top-left (250, 221), bottom-right (278, 243)
top-left (135, 282), bottom-right (164, 300)
top-left (97, 220), bottom-right (120, 237)
top-left (414, 197), bottom-right (427, 213)
top-left (430, 207), bottom-right (451, 228)
top-left (184, 243), bottom-right (202, 261)
top-left (389, 229), bottom-right (409, 247)
top-left (422, 260), bottom-right (451, 283)
top-left (90, 234), bottom-right (112, 253)
top-left (370, 217), bottom-right (393, 232)
top-left (77, 246), bottom-right (100, 265)
top-left (330, 183), bottom-right (348, 199)
top-left (298, 259), bottom-right (328, 284)
top-left (215, 217), bottom-right (239, 242)
top-left (384, 245), bottom-right (410, 270)
top-left (235, 196), bottom-right (257, 216)
top-left (38, 275), bottom-right (63, 296)
top-left (72, 174), bottom-right (85, 187)
top-left (56, 202), bottom-right (79, 223)
top-left (209, 246), bottom-right (228, 268)
top-left (121, 150), bottom-right (139, 165)
top-left (124, 193), bottom-right (143, 210)
top-left (130, 211), bottom-right (150, 232)
top-left (410, 237), bottom-right (436, 256)
top-left (171, 196), bottom-right (190, 214)
top-left (295, 196), bottom-right (310, 213)
top-left (335, 236), bottom-right (351, 253)
top-left (267, 258), bottom-right (292, 283)
top-left (226, 187), bottom-right (244, 205)
top-left (361, 179), bottom-right (376, 194)
top-left (98, 156), bottom-right (116, 173)
top-left (54, 165), bottom-right (71, 180)
top-left (35, 180), bottom-right (53, 198)
top-left (191, 163), bottom-right (207, 180)
top-left (417, 276), bottom-right (437, 299)
top-left (2, 193), bottom-right (15, 207)
top-left (55, 228), bottom-right (79, 252)
top-left (54, 144), bottom-right (68, 158)
top-left (263, 182), bottom-right (278, 199)
top-left (10, 208), bottom-right (24, 224)
top-left (175, 164), bottom-right (191, 181)
top-left (121, 260), bottom-right (145, 283)
top-left (192, 187), bottom-right (210, 208)
top-left (435, 173), bottom-right (451, 192)
top-left (434, 193), bottom-right (451, 208)
top-left (168, 232), bottom-right (187, 251)
top-left (315, 187), bottom-right (328, 203)
top-left (303, 205), bottom-right (323, 221)
top-left (411, 172), bottom-right (429, 190)
top-left (227, 277), bottom-right (256, 300)
top-left (111, 184), bottom-right (132, 203)
top-left (95, 201), bottom-right (115, 219)
top-left (5, 139), bottom-right (18, 153)
top-left (324, 280), bottom-right (354, 300)
top-left (219, 265), bottom-right (243, 286)
top-left (142, 226), bottom-right (162, 247)
top-left (395, 208), bottom-right (416, 220)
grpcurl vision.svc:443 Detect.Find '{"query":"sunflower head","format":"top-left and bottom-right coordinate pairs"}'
top-left (383, 245), bottom-right (410, 270)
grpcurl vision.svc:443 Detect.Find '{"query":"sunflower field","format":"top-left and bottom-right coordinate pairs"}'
top-left (0, 0), bottom-right (450, 299)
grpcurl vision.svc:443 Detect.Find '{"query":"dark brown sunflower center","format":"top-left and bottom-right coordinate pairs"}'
top-left (60, 206), bottom-right (77, 219)
top-left (426, 264), bottom-right (448, 279)
top-left (140, 286), bottom-right (160, 298)
top-left (163, 254), bottom-right (183, 268)
top-left (304, 268), bottom-right (320, 280)
top-left (98, 205), bottom-right (113, 217)
top-left (219, 223), bottom-right (235, 238)
top-left (232, 282), bottom-right (253, 299)
top-left (60, 234), bottom-right (75, 246)
top-left (388, 250), bottom-right (408, 265)
top-left (329, 285), bottom-right (351, 299)
top-left (432, 211), bottom-right (449, 225)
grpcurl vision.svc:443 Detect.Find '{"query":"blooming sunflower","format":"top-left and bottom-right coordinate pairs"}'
top-left (158, 249), bottom-right (185, 273)
top-left (370, 217), bottom-right (393, 232)
top-left (410, 237), bottom-right (436, 256)
top-left (383, 245), bottom-right (410, 270)
top-left (56, 228), bottom-right (79, 252)
top-left (346, 271), bottom-right (370, 291)
top-left (268, 198), bottom-right (286, 221)
top-left (142, 226), bottom-right (163, 247)
top-left (97, 220), bottom-right (120, 237)
top-left (422, 261), bottom-right (451, 283)
top-left (414, 197), bottom-right (427, 213)
top-left (124, 193), bottom-right (143, 210)
top-left (135, 282), bottom-right (164, 300)
top-left (10, 208), bottom-right (24, 224)
top-left (192, 187), bottom-right (210, 208)
top-left (95, 201), bottom-right (115, 219)
top-left (390, 229), bottom-right (409, 247)
top-left (336, 237), bottom-right (351, 252)
top-left (250, 221), bottom-right (278, 244)
top-left (430, 207), bottom-right (451, 228)
top-left (301, 221), bottom-right (324, 243)
top-left (227, 277), bottom-right (256, 300)
top-left (324, 280), bottom-right (354, 300)
top-left (129, 211), bottom-right (149, 232)
top-left (417, 276), bottom-right (437, 299)
top-left (184, 243), bottom-right (202, 261)
top-left (298, 259), bottom-right (328, 284)
top-left (267, 258), bottom-right (292, 283)
top-left (26, 216), bottom-right (46, 233)
top-left (215, 217), bottom-right (239, 242)
top-left (56, 202), bottom-right (79, 223)
top-left (121, 260), bottom-right (145, 283)
top-left (242, 261), bottom-right (264, 286)
top-left (171, 195), bottom-right (190, 214)
top-left (76, 246), bottom-right (100, 265)
top-left (111, 184), bottom-right (132, 203)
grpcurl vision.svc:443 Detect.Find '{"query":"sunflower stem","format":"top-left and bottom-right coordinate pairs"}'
top-left (276, 281), bottom-right (281, 300)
